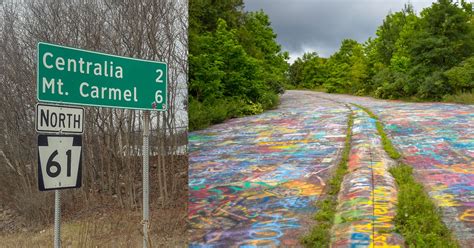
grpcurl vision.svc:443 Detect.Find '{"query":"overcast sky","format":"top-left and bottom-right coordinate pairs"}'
top-left (244, 0), bottom-right (435, 62)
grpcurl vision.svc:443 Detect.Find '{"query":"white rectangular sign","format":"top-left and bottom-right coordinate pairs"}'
top-left (36, 103), bottom-right (84, 134)
top-left (38, 134), bottom-right (82, 191)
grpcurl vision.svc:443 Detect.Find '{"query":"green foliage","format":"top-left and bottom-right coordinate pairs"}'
top-left (301, 197), bottom-right (334, 248)
top-left (418, 71), bottom-right (451, 99)
top-left (444, 56), bottom-right (474, 93)
top-left (328, 39), bottom-right (369, 94)
top-left (290, 0), bottom-right (474, 101)
top-left (373, 4), bottom-right (416, 67)
top-left (411, 0), bottom-right (473, 70)
top-left (289, 39), bottom-right (369, 95)
top-left (289, 52), bottom-right (327, 89)
top-left (302, 110), bottom-right (353, 247)
top-left (188, 98), bottom-right (230, 130)
top-left (239, 11), bottom-right (289, 94)
top-left (189, 0), bottom-right (244, 33)
top-left (390, 164), bottom-right (460, 247)
top-left (189, 96), bottom-right (271, 131)
top-left (377, 121), bottom-right (401, 160)
top-left (189, 1), bottom-right (289, 131)
top-left (354, 104), bottom-right (401, 159)
top-left (442, 91), bottom-right (474, 104)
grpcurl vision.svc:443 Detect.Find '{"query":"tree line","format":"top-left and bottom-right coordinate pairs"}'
top-left (188, 0), bottom-right (289, 130)
top-left (289, 0), bottom-right (474, 101)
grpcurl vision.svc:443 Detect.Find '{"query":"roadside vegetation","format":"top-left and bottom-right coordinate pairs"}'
top-left (352, 104), bottom-right (400, 160)
top-left (289, 0), bottom-right (473, 104)
top-left (0, 208), bottom-right (187, 247)
top-left (357, 105), bottom-right (459, 247)
top-left (301, 108), bottom-right (353, 247)
top-left (442, 92), bottom-right (474, 104)
top-left (189, 0), bottom-right (289, 131)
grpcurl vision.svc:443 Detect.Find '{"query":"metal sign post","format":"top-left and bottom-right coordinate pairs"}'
top-left (142, 111), bottom-right (150, 247)
top-left (54, 190), bottom-right (61, 248)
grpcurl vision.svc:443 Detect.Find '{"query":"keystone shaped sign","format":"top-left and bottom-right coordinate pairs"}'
top-left (38, 135), bottom-right (82, 191)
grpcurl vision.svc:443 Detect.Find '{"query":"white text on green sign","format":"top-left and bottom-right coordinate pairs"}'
top-left (37, 42), bottom-right (167, 110)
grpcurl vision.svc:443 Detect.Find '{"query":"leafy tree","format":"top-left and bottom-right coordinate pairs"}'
top-left (444, 56), bottom-right (474, 93)
top-left (402, 0), bottom-right (474, 98)
top-left (188, 0), bottom-right (288, 130)
top-left (288, 52), bottom-right (328, 89)
top-left (189, 0), bottom-right (244, 33)
top-left (303, 54), bottom-right (327, 88)
top-left (409, 0), bottom-right (473, 71)
top-left (374, 4), bottom-right (415, 66)
top-left (239, 11), bottom-right (289, 95)
top-left (189, 34), bottom-right (225, 103)
top-left (289, 56), bottom-right (305, 87)
top-left (324, 39), bottom-right (368, 94)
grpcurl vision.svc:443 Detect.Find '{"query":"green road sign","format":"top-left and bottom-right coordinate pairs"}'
top-left (37, 42), bottom-right (167, 111)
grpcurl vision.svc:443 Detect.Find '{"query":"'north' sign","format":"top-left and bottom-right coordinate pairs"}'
top-left (36, 103), bottom-right (84, 134)
top-left (37, 42), bottom-right (167, 111)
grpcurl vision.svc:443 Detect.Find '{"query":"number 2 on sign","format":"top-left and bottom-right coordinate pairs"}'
top-left (46, 150), bottom-right (72, 178)
top-left (155, 69), bottom-right (164, 83)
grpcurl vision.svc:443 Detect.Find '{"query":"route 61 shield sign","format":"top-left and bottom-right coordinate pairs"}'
top-left (38, 134), bottom-right (82, 191)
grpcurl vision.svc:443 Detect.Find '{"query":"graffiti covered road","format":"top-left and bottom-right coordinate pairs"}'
top-left (317, 92), bottom-right (474, 247)
top-left (188, 91), bottom-right (350, 247)
top-left (189, 90), bottom-right (473, 247)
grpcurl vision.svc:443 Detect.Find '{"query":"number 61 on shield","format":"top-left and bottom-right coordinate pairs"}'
top-left (38, 134), bottom-right (82, 191)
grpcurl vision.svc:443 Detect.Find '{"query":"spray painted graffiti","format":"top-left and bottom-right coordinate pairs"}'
top-left (316, 92), bottom-right (474, 247)
top-left (190, 90), bottom-right (473, 247)
top-left (189, 91), bottom-right (349, 247)
top-left (331, 107), bottom-right (404, 247)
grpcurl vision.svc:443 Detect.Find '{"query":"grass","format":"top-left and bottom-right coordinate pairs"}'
top-left (301, 107), bottom-right (353, 247)
top-left (396, 92), bottom-right (474, 105)
top-left (355, 104), bottom-right (459, 247)
top-left (442, 92), bottom-right (474, 104)
top-left (389, 164), bottom-right (459, 247)
top-left (352, 104), bottom-right (400, 160)
top-left (0, 208), bottom-right (187, 247)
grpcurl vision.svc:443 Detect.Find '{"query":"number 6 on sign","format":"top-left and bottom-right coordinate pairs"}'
top-left (38, 134), bottom-right (82, 191)
top-left (155, 90), bottom-right (163, 104)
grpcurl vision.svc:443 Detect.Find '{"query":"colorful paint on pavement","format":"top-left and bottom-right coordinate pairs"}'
top-left (188, 91), bottom-right (350, 247)
top-left (331, 107), bottom-right (404, 248)
top-left (316, 92), bottom-right (474, 247)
